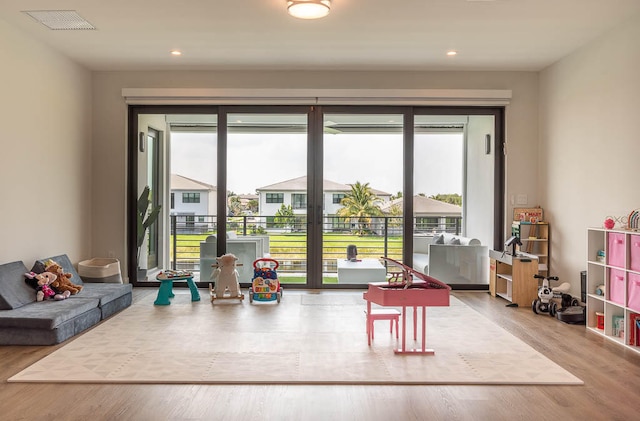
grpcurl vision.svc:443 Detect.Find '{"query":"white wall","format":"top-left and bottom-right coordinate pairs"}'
top-left (92, 71), bottom-right (539, 277)
top-left (0, 17), bottom-right (92, 265)
top-left (539, 12), bottom-right (640, 296)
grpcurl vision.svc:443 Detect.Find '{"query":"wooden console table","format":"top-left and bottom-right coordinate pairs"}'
top-left (489, 250), bottom-right (539, 306)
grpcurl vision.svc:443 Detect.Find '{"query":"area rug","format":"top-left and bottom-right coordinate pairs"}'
top-left (8, 291), bottom-right (583, 385)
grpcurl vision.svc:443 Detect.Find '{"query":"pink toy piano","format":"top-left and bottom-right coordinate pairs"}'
top-left (363, 257), bottom-right (451, 355)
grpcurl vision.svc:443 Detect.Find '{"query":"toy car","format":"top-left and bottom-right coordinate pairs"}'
top-left (249, 258), bottom-right (282, 304)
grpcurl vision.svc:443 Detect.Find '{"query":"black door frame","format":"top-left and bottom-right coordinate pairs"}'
top-left (127, 104), bottom-right (505, 288)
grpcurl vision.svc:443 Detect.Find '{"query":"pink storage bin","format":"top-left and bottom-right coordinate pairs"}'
top-left (609, 268), bottom-right (626, 305)
top-left (630, 235), bottom-right (640, 272)
top-left (628, 273), bottom-right (640, 312)
top-left (607, 232), bottom-right (626, 268)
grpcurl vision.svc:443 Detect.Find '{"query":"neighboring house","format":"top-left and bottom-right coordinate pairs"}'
top-left (380, 195), bottom-right (463, 234)
top-left (238, 194), bottom-right (260, 210)
top-left (170, 174), bottom-right (217, 233)
top-left (256, 176), bottom-right (391, 231)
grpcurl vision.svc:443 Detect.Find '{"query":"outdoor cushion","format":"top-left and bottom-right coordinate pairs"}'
top-left (0, 297), bottom-right (100, 330)
top-left (0, 261), bottom-right (36, 310)
top-left (31, 254), bottom-right (84, 285)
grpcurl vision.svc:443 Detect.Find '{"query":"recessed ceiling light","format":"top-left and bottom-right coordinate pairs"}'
top-left (170, 50), bottom-right (182, 56)
top-left (447, 51), bottom-right (458, 56)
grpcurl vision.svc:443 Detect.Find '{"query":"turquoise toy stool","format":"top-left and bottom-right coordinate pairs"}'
top-left (155, 271), bottom-right (200, 305)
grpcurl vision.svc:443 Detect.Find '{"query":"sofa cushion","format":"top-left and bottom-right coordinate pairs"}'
top-left (80, 283), bottom-right (132, 307)
top-left (0, 297), bottom-right (100, 330)
top-left (439, 233), bottom-right (481, 246)
top-left (0, 261), bottom-right (36, 310)
top-left (31, 254), bottom-right (84, 286)
top-left (448, 237), bottom-right (461, 245)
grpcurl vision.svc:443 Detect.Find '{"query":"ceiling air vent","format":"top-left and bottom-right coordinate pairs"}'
top-left (22, 10), bottom-right (96, 30)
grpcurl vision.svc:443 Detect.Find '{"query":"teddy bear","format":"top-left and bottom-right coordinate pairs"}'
top-left (44, 259), bottom-right (83, 295)
top-left (24, 272), bottom-right (71, 301)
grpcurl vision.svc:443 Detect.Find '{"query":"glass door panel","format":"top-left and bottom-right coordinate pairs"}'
top-left (413, 114), bottom-right (494, 286)
top-left (136, 114), bottom-right (167, 282)
top-left (227, 113), bottom-right (308, 286)
top-left (322, 113), bottom-right (404, 286)
top-left (167, 116), bottom-right (218, 283)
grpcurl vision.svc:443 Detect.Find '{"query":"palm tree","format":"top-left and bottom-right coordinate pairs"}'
top-left (336, 181), bottom-right (383, 235)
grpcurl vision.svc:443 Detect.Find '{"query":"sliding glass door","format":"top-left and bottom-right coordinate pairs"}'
top-left (129, 106), bottom-right (504, 288)
top-left (226, 112), bottom-right (309, 286)
top-left (321, 112), bottom-right (404, 286)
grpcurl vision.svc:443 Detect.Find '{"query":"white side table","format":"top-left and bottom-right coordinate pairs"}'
top-left (337, 258), bottom-right (386, 284)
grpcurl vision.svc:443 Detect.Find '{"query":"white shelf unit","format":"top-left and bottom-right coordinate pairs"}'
top-left (586, 228), bottom-right (640, 353)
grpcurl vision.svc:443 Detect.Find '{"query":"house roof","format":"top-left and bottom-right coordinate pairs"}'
top-left (256, 176), bottom-right (390, 196)
top-left (380, 195), bottom-right (462, 216)
top-left (170, 174), bottom-right (216, 191)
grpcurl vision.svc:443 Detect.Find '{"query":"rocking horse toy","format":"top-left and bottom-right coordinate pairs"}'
top-left (209, 253), bottom-right (245, 302)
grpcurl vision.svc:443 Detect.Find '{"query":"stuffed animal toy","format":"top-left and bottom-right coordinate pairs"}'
top-left (211, 253), bottom-right (242, 298)
top-left (44, 259), bottom-right (83, 295)
top-left (24, 272), bottom-right (71, 301)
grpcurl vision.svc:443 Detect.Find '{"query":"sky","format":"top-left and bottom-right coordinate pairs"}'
top-left (170, 132), bottom-right (463, 197)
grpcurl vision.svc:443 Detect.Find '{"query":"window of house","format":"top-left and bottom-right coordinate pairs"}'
top-left (183, 192), bottom-right (200, 203)
top-left (332, 193), bottom-right (345, 204)
top-left (266, 193), bottom-right (284, 203)
top-left (292, 193), bottom-right (307, 209)
top-left (171, 193), bottom-right (175, 209)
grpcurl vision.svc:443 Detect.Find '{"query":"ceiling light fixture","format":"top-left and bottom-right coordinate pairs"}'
top-left (170, 50), bottom-right (182, 56)
top-left (287, 0), bottom-right (331, 20)
top-left (447, 51), bottom-right (458, 56)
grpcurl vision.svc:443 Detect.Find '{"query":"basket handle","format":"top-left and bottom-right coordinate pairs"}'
top-left (253, 258), bottom-right (279, 270)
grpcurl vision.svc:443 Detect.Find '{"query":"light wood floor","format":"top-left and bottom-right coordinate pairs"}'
top-left (2, 288), bottom-right (640, 421)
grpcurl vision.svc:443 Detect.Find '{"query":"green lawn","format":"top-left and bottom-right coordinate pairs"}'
top-left (171, 232), bottom-right (403, 262)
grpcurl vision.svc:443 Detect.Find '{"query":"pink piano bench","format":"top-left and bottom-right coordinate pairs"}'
top-left (366, 308), bottom-right (401, 345)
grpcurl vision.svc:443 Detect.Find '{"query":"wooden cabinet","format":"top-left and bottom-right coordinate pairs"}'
top-left (489, 251), bottom-right (539, 306)
top-left (512, 222), bottom-right (550, 275)
top-left (586, 228), bottom-right (640, 354)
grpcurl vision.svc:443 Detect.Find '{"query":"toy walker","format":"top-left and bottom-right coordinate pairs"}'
top-left (249, 258), bottom-right (282, 304)
top-left (531, 274), bottom-right (577, 317)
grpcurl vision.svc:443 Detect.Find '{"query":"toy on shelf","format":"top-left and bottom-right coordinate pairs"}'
top-left (209, 253), bottom-right (244, 302)
top-left (249, 258), bottom-right (282, 304)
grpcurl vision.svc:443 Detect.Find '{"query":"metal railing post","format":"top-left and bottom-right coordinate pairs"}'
top-left (383, 216), bottom-right (389, 258)
top-left (171, 215), bottom-right (177, 270)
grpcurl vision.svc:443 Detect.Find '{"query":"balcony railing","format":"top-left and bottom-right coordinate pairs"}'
top-left (168, 214), bottom-right (462, 277)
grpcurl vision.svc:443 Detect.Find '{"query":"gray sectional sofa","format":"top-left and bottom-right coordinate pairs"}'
top-left (0, 254), bottom-right (132, 345)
